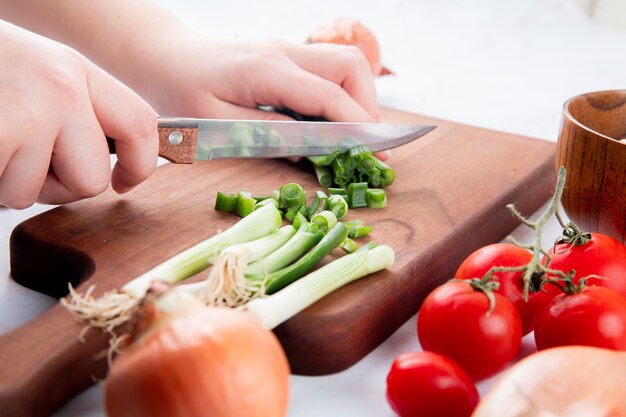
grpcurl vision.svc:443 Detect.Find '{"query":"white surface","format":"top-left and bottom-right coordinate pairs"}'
top-left (1, 0), bottom-right (625, 416)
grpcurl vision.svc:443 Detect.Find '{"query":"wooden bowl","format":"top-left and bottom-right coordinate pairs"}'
top-left (556, 90), bottom-right (626, 243)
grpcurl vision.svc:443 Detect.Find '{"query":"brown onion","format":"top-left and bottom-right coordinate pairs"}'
top-left (308, 18), bottom-right (392, 77)
top-left (105, 295), bottom-right (290, 417)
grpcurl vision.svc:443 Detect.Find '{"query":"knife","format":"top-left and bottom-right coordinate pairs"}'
top-left (108, 118), bottom-right (436, 163)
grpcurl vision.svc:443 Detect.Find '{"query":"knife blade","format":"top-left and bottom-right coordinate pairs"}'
top-left (111, 117), bottom-right (436, 164)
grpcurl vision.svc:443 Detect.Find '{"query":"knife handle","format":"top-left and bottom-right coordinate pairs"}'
top-left (106, 121), bottom-right (199, 164)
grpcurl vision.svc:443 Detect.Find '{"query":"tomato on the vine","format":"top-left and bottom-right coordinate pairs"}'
top-left (417, 280), bottom-right (522, 381)
top-left (456, 243), bottom-right (558, 335)
top-left (534, 284), bottom-right (626, 351)
top-left (386, 351), bottom-right (479, 417)
top-left (545, 233), bottom-right (626, 300)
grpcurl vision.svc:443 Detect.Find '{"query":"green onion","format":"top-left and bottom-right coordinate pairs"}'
top-left (328, 188), bottom-right (347, 197)
top-left (344, 219), bottom-right (372, 238)
top-left (292, 211), bottom-right (308, 229)
top-left (247, 244), bottom-right (395, 328)
top-left (307, 191), bottom-right (329, 220)
top-left (253, 198), bottom-right (278, 211)
top-left (215, 192), bottom-right (237, 212)
top-left (357, 241), bottom-right (378, 252)
top-left (311, 210), bottom-right (337, 233)
top-left (228, 123), bottom-right (255, 157)
top-left (225, 225), bottom-right (296, 263)
top-left (328, 195), bottom-right (348, 219)
top-left (366, 188), bottom-right (387, 209)
top-left (368, 168), bottom-right (382, 188)
top-left (313, 165), bottom-right (334, 189)
top-left (244, 222), bottom-right (323, 276)
top-left (347, 182), bottom-right (368, 208)
top-left (340, 237), bottom-right (359, 253)
top-left (375, 158), bottom-right (396, 187)
top-left (357, 152), bottom-right (376, 173)
top-left (278, 183), bottom-right (306, 209)
top-left (236, 191), bottom-right (256, 217)
top-left (261, 222), bottom-right (349, 294)
top-left (122, 204), bottom-right (282, 298)
top-left (308, 151), bottom-right (340, 167)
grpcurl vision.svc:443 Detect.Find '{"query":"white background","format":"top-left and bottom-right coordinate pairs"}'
top-left (1, 0), bottom-right (625, 416)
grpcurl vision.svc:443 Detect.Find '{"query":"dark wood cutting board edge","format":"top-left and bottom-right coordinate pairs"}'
top-left (1, 108), bottom-right (556, 417)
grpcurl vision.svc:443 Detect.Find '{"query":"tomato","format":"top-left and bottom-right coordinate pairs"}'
top-left (386, 351), bottom-right (479, 417)
top-left (546, 233), bottom-right (626, 300)
top-left (417, 281), bottom-right (522, 381)
top-left (534, 285), bottom-right (626, 351)
top-left (456, 243), bottom-right (558, 336)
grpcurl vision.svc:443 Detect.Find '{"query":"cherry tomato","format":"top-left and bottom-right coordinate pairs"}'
top-left (386, 351), bottom-right (479, 417)
top-left (534, 285), bottom-right (626, 350)
top-left (546, 233), bottom-right (626, 299)
top-left (456, 243), bottom-right (559, 336)
top-left (417, 281), bottom-right (522, 381)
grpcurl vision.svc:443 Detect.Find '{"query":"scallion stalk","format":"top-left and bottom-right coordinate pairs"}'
top-left (308, 151), bottom-right (340, 167)
top-left (328, 188), bottom-right (347, 197)
top-left (246, 244), bottom-right (395, 329)
top-left (313, 165), bottom-right (334, 189)
top-left (307, 191), bottom-right (329, 220)
top-left (261, 222), bottom-right (349, 294)
top-left (226, 225), bottom-right (296, 263)
top-left (347, 182), bottom-right (368, 208)
top-left (253, 198), bottom-right (278, 211)
top-left (366, 188), bottom-right (387, 209)
top-left (278, 183), bottom-right (306, 209)
top-left (328, 195), bottom-right (348, 219)
top-left (375, 158), bottom-right (396, 187)
top-left (340, 237), bottom-right (359, 253)
top-left (244, 222), bottom-right (323, 276)
top-left (215, 192), bottom-right (237, 212)
top-left (236, 191), bottom-right (256, 217)
top-left (122, 204), bottom-right (282, 298)
top-left (311, 210), bottom-right (337, 233)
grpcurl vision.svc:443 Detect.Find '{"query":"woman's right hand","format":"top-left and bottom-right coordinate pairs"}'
top-left (0, 20), bottom-right (158, 209)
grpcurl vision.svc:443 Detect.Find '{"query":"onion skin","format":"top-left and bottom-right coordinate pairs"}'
top-left (472, 346), bottom-right (626, 417)
top-left (308, 18), bottom-right (391, 76)
top-left (105, 306), bottom-right (290, 417)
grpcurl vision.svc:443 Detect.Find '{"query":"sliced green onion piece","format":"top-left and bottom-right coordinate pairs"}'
top-left (261, 222), bottom-right (349, 294)
top-left (308, 191), bottom-right (329, 220)
top-left (357, 152), bottom-right (376, 173)
top-left (285, 205), bottom-right (306, 222)
top-left (215, 192), bottom-right (237, 212)
top-left (270, 189), bottom-right (280, 200)
top-left (366, 188), bottom-right (387, 209)
top-left (122, 204), bottom-right (282, 298)
top-left (328, 188), bottom-right (347, 197)
top-left (244, 223), bottom-right (323, 276)
top-left (292, 211), bottom-right (308, 229)
top-left (328, 195), bottom-right (348, 220)
top-left (368, 168), bottom-right (382, 188)
top-left (350, 225), bottom-right (372, 238)
top-left (236, 191), bottom-right (256, 217)
top-left (357, 241), bottom-right (378, 252)
top-left (278, 183), bottom-right (306, 209)
top-left (375, 158), bottom-right (396, 187)
top-left (306, 190), bottom-right (324, 219)
top-left (308, 151), bottom-right (340, 167)
top-left (311, 210), bottom-right (338, 234)
top-left (340, 237), bottom-right (359, 253)
top-left (247, 244), bottom-right (395, 328)
top-left (347, 182), bottom-right (368, 208)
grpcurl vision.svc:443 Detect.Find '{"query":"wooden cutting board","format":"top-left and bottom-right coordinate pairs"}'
top-left (0, 108), bottom-right (556, 417)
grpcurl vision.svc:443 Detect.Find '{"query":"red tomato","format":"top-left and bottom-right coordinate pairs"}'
top-left (417, 281), bottom-right (522, 381)
top-left (546, 233), bottom-right (626, 299)
top-left (456, 243), bottom-right (558, 336)
top-left (534, 285), bottom-right (626, 351)
top-left (386, 351), bottom-right (479, 417)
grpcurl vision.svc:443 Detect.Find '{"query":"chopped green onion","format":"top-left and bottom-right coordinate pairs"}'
top-left (307, 191), bottom-right (329, 220)
top-left (368, 168), bottom-right (382, 188)
top-left (344, 219), bottom-right (372, 238)
top-left (247, 244), bottom-right (395, 328)
top-left (328, 188), bottom-right (347, 197)
top-left (270, 189), bottom-right (280, 200)
top-left (308, 151), bottom-right (340, 167)
top-left (236, 191), bottom-right (256, 217)
top-left (262, 222), bottom-right (349, 294)
top-left (122, 204), bottom-right (282, 298)
top-left (311, 210), bottom-right (338, 234)
top-left (357, 152), bottom-right (376, 173)
top-left (278, 183), bottom-right (306, 209)
top-left (366, 188), bottom-right (387, 209)
top-left (375, 158), bottom-right (396, 187)
top-left (328, 194), bottom-right (348, 219)
top-left (313, 165), bottom-right (334, 189)
top-left (347, 182), bottom-right (368, 208)
top-left (292, 211), bottom-right (308, 229)
top-left (215, 192), bottom-right (237, 212)
top-left (253, 198), bottom-right (278, 211)
top-left (357, 241), bottom-right (378, 252)
top-left (340, 237), bottom-right (359, 253)
top-left (244, 222), bottom-right (323, 276)
top-left (285, 205), bottom-right (306, 222)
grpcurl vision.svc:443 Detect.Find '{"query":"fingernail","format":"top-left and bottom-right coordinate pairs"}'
top-left (377, 150), bottom-right (392, 160)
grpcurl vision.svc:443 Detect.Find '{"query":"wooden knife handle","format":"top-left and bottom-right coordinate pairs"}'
top-left (106, 121), bottom-right (199, 164)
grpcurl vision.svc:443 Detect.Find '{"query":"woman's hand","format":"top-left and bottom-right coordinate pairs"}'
top-left (0, 21), bottom-right (158, 209)
top-left (126, 35), bottom-right (380, 124)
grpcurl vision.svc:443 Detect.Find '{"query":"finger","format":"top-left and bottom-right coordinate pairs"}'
top-left (0, 143), bottom-right (52, 209)
top-left (259, 66), bottom-right (376, 123)
top-left (211, 101), bottom-right (294, 121)
top-left (375, 150), bottom-right (391, 161)
top-left (86, 64), bottom-right (158, 194)
top-left (38, 106), bottom-right (112, 203)
top-left (286, 43), bottom-right (379, 120)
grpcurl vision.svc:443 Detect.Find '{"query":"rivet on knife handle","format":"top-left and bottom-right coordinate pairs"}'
top-left (158, 120), bottom-right (199, 164)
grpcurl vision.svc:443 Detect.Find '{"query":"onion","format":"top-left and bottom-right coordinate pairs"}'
top-left (307, 18), bottom-right (392, 77)
top-left (472, 346), bottom-right (626, 417)
top-left (105, 290), bottom-right (290, 417)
